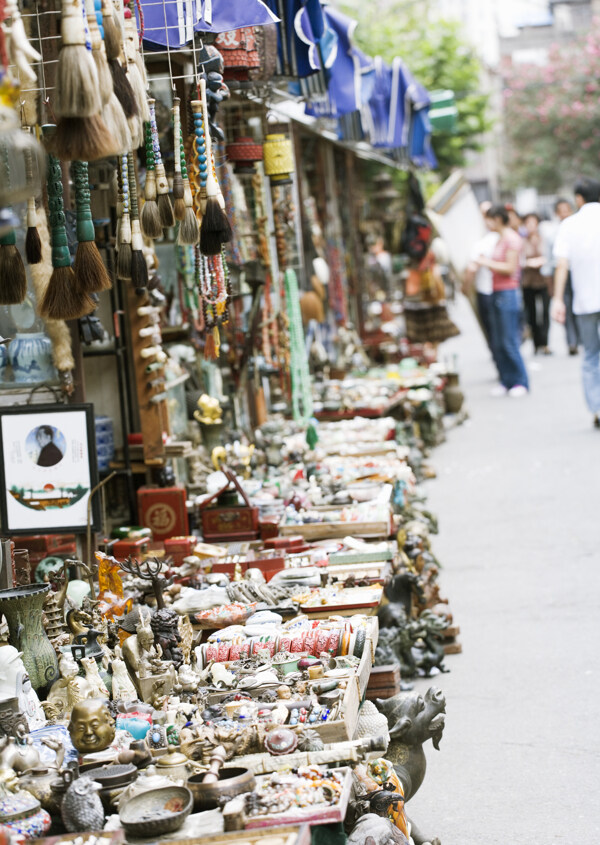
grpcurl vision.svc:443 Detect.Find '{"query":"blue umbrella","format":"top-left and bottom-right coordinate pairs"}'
top-left (139, 0), bottom-right (279, 50)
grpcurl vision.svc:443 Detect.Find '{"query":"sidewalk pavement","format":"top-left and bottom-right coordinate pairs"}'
top-left (407, 296), bottom-right (600, 844)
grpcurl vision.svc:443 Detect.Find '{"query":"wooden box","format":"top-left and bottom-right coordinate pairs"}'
top-left (112, 536), bottom-right (151, 560)
top-left (201, 506), bottom-right (259, 542)
top-left (137, 485), bottom-right (189, 541)
top-left (245, 768), bottom-right (352, 829)
top-left (366, 663), bottom-right (402, 701)
top-left (199, 469), bottom-right (259, 542)
top-left (164, 827), bottom-right (310, 845)
top-left (280, 506), bottom-right (392, 541)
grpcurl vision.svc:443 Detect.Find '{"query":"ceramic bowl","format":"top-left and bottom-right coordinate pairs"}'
top-left (273, 655), bottom-right (300, 675)
top-left (119, 785), bottom-right (193, 836)
top-left (187, 768), bottom-right (255, 811)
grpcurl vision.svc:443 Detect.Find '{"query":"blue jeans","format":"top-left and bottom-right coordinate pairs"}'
top-left (575, 312), bottom-right (600, 413)
top-left (477, 292), bottom-right (500, 373)
top-left (564, 276), bottom-right (580, 349)
top-left (491, 289), bottom-right (529, 390)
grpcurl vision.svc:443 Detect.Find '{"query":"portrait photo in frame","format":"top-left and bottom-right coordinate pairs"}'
top-left (0, 404), bottom-right (100, 534)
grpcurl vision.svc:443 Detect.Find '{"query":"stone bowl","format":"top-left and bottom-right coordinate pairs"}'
top-left (187, 768), bottom-right (255, 811)
top-left (119, 785), bottom-right (193, 836)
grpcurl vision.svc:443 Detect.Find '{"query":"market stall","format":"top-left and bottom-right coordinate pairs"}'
top-left (0, 1), bottom-right (462, 844)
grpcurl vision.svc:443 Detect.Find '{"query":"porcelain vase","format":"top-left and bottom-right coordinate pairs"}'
top-left (443, 372), bottom-right (464, 414)
top-left (9, 332), bottom-right (56, 384)
top-left (0, 584), bottom-right (59, 694)
top-left (0, 343), bottom-right (8, 381)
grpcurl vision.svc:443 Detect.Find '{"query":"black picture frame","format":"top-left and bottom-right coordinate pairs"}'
top-left (0, 403), bottom-right (100, 535)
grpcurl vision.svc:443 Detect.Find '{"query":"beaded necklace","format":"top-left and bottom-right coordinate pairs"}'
top-left (198, 248), bottom-right (231, 359)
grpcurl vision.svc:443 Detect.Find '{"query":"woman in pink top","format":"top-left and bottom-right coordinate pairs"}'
top-left (476, 206), bottom-right (529, 396)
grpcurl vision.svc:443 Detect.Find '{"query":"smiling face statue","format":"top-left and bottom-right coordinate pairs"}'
top-left (68, 699), bottom-right (115, 755)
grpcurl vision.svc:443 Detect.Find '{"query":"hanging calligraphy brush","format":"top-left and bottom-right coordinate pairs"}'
top-left (0, 229), bottom-right (27, 305)
top-left (72, 159), bottom-right (111, 293)
top-left (100, 0), bottom-right (122, 62)
top-left (40, 132), bottom-right (95, 320)
top-left (103, 0), bottom-right (139, 148)
top-left (191, 98), bottom-right (207, 213)
top-left (128, 150), bottom-right (148, 290)
top-left (23, 145), bottom-right (41, 265)
top-left (88, 3), bottom-right (131, 153)
top-left (0, 143), bottom-right (27, 303)
top-left (140, 120), bottom-right (161, 238)
top-left (52, 0), bottom-right (116, 162)
top-left (149, 98), bottom-right (175, 228)
top-left (172, 98), bottom-right (185, 221)
top-left (117, 153), bottom-right (132, 280)
top-left (198, 78), bottom-right (231, 256)
top-left (55, 0), bottom-right (101, 116)
top-left (123, 0), bottom-right (150, 126)
top-left (25, 197), bottom-right (41, 264)
top-left (178, 132), bottom-right (199, 245)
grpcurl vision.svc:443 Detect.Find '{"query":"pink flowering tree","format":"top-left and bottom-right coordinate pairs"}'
top-left (502, 25), bottom-right (600, 191)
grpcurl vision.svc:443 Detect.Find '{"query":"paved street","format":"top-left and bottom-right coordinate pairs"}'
top-left (408, 296), bottom-right (600, 844)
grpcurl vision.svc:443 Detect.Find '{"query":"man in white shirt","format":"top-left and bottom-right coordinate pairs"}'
top-left (464, 203), bottom-right (500, 370)
top-left (551, 178), bottom-right (600, 426)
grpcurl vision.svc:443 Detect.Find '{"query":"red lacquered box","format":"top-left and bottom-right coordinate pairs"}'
top-left (264, 535), bottom-right (305, 550)
top-left (198, 470), bottom-right (258, 543)
top-left (112, 536), bottom-right (151, 560)
top-left (164, 536), bottom-right (196, 565)
top-left (137, 486), bottom-right (190, 542)
top-left (259, 519), bottom-right (280, 541)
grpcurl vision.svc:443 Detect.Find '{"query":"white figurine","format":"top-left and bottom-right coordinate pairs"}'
top-left (0, 645), bottom-right (46, 729)
top-left (111, 647), bottom-right (137, 702)
top-left (81, 656), bottom-right (109, 699)
top-left (3, 0), bottom-right (41, 84)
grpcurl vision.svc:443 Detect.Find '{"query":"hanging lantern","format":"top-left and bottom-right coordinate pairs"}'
top-left (263, 133), bottom-right (294, 185)
top-left (226, 136), bottom-right (264, 174)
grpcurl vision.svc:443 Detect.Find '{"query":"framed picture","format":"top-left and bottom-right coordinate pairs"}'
top-left (0, 404), bottom-right (100, 535)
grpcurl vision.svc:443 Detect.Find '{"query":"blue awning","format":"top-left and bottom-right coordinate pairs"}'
top-left (139, 0), bottom-right (279, 50)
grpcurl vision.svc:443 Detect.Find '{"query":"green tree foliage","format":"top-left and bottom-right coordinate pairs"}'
top-left (344, 0), bottom-right (490, 175)
top-left (502, 27), bottom-right (600, 192)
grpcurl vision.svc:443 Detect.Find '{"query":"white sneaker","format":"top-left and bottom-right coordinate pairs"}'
top-left (490, 385), bottom-right (507, 397)
top-left (508, 385), bottom-right (528, 398)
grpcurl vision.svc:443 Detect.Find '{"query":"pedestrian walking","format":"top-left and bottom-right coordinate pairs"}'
top-left (463, 203), bottom-right (500, 367)
top-left (553, 198), bottom-right (579, 354)
top-left (551, 178), bottom-right (600, 426)
top-left (521, 212), bottom-right (551, 355)
top-left (475, 205), bottom-right (529, 397)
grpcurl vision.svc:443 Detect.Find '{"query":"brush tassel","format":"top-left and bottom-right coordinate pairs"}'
top-left (0, 230), bottom-right (27, 305)
top-left (25, 198), bottom-right (42, 264)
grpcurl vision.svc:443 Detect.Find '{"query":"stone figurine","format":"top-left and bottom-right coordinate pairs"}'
top-left (375, 609), bottom-right (447, 678)
top-left (122, 609), bottom-right (175, 702)
top-left (45, 653), bottom-right (93, 718)
top-left (68, 699), bottom-right (116, 755)
top-left (61, 775), bottom-right (104, 832)
top-left (151, 608), bottom-right (183, 669)
top-left (375, 687), bottom-right (445, 845)
top-left (0, 697), bottom-right (29, 740)
top-left (378, 571), bottom-right (425, 627)
top-left (81, 657), bottom-right (109, 699)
